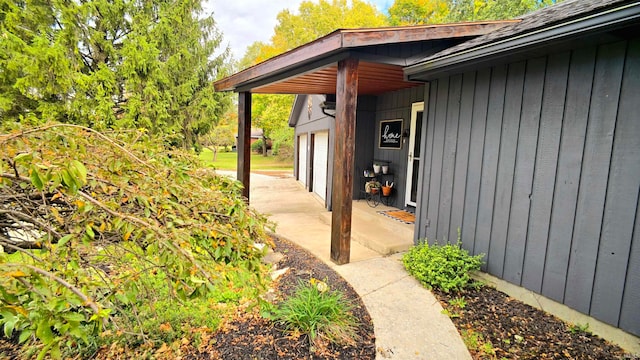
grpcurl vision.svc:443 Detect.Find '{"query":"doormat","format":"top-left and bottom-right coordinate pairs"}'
top-left (377, 210), bottom-right (415, 224)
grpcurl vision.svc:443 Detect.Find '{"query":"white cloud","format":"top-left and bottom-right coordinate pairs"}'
top-left (204, 0), bottom-right (392, 61)
top-left (205, 0), bottom-right (304, 60)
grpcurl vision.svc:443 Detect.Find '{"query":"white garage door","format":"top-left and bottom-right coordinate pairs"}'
top-left (298, 134), bottom-right (307, 186)
top-left (312, 131), bottom-right (329, 201)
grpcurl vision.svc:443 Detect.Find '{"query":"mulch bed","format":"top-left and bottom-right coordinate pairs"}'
top-left (184, 236), bottom-right (376, 360)
top-left (433, 286), bottom-right (638, 359)
top-left (2, 236), bottom-right (638, 359)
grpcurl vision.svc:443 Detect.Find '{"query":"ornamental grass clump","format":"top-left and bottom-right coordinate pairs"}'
top-left (403, 235), bottom-right (484, 293)
top-left (271, 279), bottom-right (360, 349)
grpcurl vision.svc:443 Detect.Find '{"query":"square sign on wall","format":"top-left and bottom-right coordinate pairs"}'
top-left (379, 119), bottom-right (403, 149)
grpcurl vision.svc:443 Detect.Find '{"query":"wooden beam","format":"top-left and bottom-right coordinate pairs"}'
top-left (237, 92), bottom-right (251, 202)
top-left (331, 57), bottom-right (359, 265)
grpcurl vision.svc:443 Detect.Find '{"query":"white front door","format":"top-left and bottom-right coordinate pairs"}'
top-left (298, 134), bottom-right (308, 186)
top-left (405, 102), bottom-right (424, 207)
top-left (312, 131), bottom-right (329, 201)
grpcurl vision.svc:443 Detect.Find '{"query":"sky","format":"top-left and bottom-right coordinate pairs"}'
top-left (205, 0), bottom-right (393, 61)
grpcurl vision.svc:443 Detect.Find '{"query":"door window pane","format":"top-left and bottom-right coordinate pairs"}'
top-left (410, 159), bottom-right (420, 203)
top-left (413, 111), bottom-right (423, 157)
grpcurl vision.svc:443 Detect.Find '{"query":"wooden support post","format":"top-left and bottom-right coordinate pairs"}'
top-left (331, 58), bottom-right (359, 265)
top-left (237, 92), bottom-right (252, 202)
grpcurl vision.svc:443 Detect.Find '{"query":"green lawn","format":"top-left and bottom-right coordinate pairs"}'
top-left (200, 148), bottom-right (293, 171)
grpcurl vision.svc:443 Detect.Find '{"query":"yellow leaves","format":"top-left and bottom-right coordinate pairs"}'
top-left (159, 323), bottom-right (173, 332)
top-left (123, 231), bottom-right (132, 241)
top-left (310, 278), bottom-right (329, 293)
top-left (51, 192), bottom-right (63, 201)
top-left (155, 343), bottom-right (171, 356)
top-left (50, 207), bottom-right (64, 225)
top-left (6, 305), bottom-right (28, 316)
top-left (5, 270), bottom-right (28, 278)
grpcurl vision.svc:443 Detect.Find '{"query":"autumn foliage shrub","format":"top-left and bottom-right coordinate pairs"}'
top-left (0, 123), bottom-right (272, 358)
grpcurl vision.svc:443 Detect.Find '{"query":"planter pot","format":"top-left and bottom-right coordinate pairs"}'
top-left (382, 186), bottom-right (392, 196)
top-left (382, 165), bottom-right (389, 174)
top-left (373, 164), bottom-right (381, 174)
top-left (371, 188), bottom-right (379, 195)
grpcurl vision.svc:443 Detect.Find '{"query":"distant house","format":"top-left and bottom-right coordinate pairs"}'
top-left (249, 128), bottom-right (263, 145)
top-left (234, 128), bottom-right (271, 151)
top-left (216, 0), bottom-right (640, 337)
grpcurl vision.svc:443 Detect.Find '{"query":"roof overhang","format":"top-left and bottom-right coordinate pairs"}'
top-left (214, 21), bottom-right (517, 95)
top-left (288, 94), bottom-right (307, 127)
top-left (405, 2), bottom-right (640, 81)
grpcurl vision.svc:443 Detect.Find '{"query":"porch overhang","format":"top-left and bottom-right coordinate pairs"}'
top-left (214, 21), bottom-right (516, 265)
top-left (213, 21), bottom-right (517, 96)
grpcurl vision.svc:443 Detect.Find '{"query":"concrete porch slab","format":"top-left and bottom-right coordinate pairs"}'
top-left (318, 200), bottom-right (414, 255)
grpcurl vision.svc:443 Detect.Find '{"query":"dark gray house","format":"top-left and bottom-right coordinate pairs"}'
top-left (215, 0), bottom-right (640, 337)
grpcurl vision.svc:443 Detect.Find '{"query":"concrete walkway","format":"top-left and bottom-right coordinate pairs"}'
top-left (234, 170), bottom-right (472, 360)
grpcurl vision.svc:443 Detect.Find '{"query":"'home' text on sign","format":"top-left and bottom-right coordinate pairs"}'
top-left (379, 119), bottom-right (403, 149)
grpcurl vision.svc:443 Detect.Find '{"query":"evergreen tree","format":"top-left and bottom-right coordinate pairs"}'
top-left (0, 0), bottom-right (230, 148)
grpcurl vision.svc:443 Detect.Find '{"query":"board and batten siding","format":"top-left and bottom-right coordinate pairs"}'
top-left (416, 39), bottom-right (640, 336)
top-left (373, 86), bottom-right (425, 207)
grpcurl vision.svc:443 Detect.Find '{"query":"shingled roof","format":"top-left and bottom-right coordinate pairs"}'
top-left (405, 0), bottom-right (640, 79)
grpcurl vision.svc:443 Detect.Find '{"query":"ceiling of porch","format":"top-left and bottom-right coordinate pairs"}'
top-left (251, 61), bottom-right (420, 95)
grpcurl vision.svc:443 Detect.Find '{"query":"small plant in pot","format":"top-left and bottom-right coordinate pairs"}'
top-left (365, 180), bottom-right (381, 194)
top-left (381, 181), bottom-right (393, 196)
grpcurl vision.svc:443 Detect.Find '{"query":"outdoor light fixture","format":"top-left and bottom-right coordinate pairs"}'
top-left (320, 94), bottom-right (337, 118)
top-left (319, 101), bottom-right (336, 110)
top-left (402, 129), bottom-right (409, 143)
